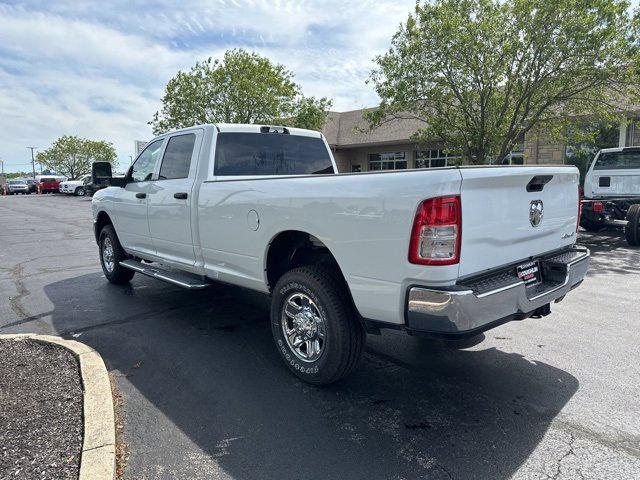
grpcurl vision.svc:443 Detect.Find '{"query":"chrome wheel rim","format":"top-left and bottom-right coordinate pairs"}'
top-left (77, 188), bottom-right (85, 196)
top-left (281, 292), bottom-right (326, 363)
top-left (102, 237), bottom-right (115, 273)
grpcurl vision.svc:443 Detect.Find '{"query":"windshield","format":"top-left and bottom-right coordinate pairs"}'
top-left (9, 180), bottom-right (26, 185)
top-left (214, 133), bottom-right (334, 176)
top-left (594, 150), bottom-right (640, 170)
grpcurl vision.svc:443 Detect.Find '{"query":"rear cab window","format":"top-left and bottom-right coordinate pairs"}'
top-left (594, 150), bottom-right (640, 170)
top-left (214, 132), bottom-right (334, 176)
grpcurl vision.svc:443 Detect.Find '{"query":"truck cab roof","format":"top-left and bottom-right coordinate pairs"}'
top-left (149, 123), bottom-right (323, 140)
top-left (597, 146), bottom-right (640, 154)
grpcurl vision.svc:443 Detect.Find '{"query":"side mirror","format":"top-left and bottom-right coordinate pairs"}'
top-left (92, 161), bottom-right (125, 188)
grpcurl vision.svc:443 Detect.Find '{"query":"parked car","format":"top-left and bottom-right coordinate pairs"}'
top-left (7, 179), bottom-right (30, 195)
top-left (38, 177), bottom-right (61, 193)
top-left (581, 146), bottom-right (640, 245)
top-left (25, 179), bottom-right (37, 193)
top-left (59, 175), bottom-right (92, 196)
top-left (92, 124), bottom-right (589, 385)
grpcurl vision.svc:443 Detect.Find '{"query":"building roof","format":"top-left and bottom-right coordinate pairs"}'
top-left (323, 108), bottom-right (425, 148)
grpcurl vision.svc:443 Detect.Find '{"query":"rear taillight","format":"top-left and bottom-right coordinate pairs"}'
top-left (577, 185), bottom-right (582, 232)
top-left (409, 196), bottom-right (461, 265)
top-left (593, 202), bottom-right (604, 213)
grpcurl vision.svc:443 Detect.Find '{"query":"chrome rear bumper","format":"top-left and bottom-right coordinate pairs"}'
top-left (406, 246), bottom-right (590, 336)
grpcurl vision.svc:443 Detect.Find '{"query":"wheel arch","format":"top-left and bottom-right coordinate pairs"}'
top-left (94, 210), bottom-right (114, 243)
top-left (265, 229), bottom-right (371, 338)
top-left (264, 230), bottom-right (357, 309)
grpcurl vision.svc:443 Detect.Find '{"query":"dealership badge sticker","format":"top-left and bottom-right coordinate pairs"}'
top-left (530, 200), bottom-right (544, 227)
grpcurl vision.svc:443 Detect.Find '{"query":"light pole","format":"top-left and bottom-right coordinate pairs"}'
top-left (27, 147), bottom-right (37, 179)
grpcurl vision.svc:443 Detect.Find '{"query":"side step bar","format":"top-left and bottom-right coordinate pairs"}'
top-left (119, 259), bottom-right (211, 289)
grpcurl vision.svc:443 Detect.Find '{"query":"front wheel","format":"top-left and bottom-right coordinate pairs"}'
top-left (271, 265), bottom-right (364, 385)
top-left (625, 204), bottom-right (640, 246)
top-left (75, 187), bottom-right (85, 196)
top-left (99, 225), bottom-right (135, 284)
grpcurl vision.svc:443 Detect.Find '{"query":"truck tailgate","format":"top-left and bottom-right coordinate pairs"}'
top-left (590, 170), bottom-right (640, 196)
top-left (458, 166), bottom-right (579, 277)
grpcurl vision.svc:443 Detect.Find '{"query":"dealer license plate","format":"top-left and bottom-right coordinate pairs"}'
top-left (516, 261), bottom-right (542, 286)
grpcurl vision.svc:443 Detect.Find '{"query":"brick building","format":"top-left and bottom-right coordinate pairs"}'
top-left (322, 107), bottom-right (636, 173)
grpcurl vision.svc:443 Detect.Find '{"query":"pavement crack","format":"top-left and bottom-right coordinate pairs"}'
top-left (0, 311), bottom-right (54, 330)
top-left (59, 305), bottom-right (184, 337)
top-left (547, 432), bottom-right (577, 480)
top-left (434, 463), bottom-right (454, 479)
top-left (8, 264), bottom-right (30, 319)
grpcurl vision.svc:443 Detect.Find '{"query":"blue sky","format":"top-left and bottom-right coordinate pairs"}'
top-left (0, 0), bottom-right (414, 173)
top-left (3, 1), bottom-right (639, 174)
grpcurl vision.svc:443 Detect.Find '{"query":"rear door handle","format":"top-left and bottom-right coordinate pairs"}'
top-left (174, 192), bottom-right (188, 200)
top-left (136, 192), bottom-right (146, 199)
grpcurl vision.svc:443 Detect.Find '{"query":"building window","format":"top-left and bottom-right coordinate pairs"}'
top-left (415, 149), bottom-right (461, 168)
top-left (369, 152), bottom-right (407, 171)
top-left (626, 121), bottom-right (637, 147)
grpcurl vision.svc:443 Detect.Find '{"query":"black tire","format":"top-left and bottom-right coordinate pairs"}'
top-left (75, 187), bottom-right (85, 197)
top-left (580, 217), bottom-right (605, 232)
top-left (625, 204), bottom-right (640, 246)
top-left (271, 265), bottom-right (364, 385)
top-left (99, 225), bottom-right (135, 284)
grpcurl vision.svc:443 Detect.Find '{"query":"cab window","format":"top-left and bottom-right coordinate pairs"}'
top-left (130, 139), bottom-right (163, 182)
top-left (594, 151), bottom-right (640, 170)
top-left (158, 134), bottom-right (196, 180)
top-left (214, 132), bottom-right (333, 176)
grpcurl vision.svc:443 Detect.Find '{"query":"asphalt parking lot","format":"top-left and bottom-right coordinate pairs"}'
top-left (1, 194), bottom-right (639, 480)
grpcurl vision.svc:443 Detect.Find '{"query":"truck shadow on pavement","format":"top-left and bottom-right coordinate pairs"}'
top-left (578, 229), bottom-right (640, 277)
top-left (45, 272), bottom-right (578, 480)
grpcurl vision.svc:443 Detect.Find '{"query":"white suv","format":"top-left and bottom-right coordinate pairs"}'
top-left (60, 175), bottom-right (91, 196)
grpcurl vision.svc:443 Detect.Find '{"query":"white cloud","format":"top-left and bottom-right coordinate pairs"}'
top-left (0, 1), bottom-right (413, 173)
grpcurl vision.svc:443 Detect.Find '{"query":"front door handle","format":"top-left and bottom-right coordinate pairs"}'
top-left (174, 192), bottom-right (188, 200)
top-left (136, 192), bottom-right (146, 199)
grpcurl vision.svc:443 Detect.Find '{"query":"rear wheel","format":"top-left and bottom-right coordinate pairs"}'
top-left (625, 204), bottom-right (640, 246)
top-left (99, 225), bottom-right (135, 284)
top-left (271, 265), bottom-right (364, 385)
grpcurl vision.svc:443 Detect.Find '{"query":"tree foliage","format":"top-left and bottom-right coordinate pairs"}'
top-left (150, 49), bottom-right (332, 134)
top-left (36, 136), bottom-right (117, 179)
top-left (368, 0), bottom-right (640, 164)
top-left (565, 120), bottom-right (620, 182)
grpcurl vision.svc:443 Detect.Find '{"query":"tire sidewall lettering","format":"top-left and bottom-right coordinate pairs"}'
top-left (274, 286), bottom-right (323, 377)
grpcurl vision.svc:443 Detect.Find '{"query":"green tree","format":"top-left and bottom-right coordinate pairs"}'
top-left (6, 171), bottom-right (30, 179)
top-left (368, 0), bottom-right (639, 164)
top-left (565, 121), bottom-right (620, 183)
top-left (150, 49), bottom-right (332, 135)
top-left (36, 136), bottom-right (117, 179)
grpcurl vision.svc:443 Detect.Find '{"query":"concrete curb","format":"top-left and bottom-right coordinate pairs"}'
top-left (1, 334), bottom-right (116, 480)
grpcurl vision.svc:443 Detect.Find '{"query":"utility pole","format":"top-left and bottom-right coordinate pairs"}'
top-left (27, 147), bottom-right (37, 179)
top-left (0, 157), bottom-right (4, 176)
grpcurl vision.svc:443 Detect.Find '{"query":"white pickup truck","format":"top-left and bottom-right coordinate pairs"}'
top-left (581, 146), bottom-right (640, 245)
top-left (91, 124), bottom-right (589, 384)
top-left (60, 174), bottom-right (92, 196)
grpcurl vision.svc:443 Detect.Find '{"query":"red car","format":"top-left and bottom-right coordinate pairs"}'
top-left (38, 177), bottom-right (61, 193)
